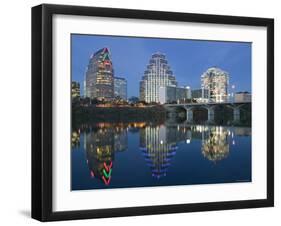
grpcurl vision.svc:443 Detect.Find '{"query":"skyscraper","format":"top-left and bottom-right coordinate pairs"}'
top-left (85, 48), bottom-right (114, 100)
top-left (140, 53), bottom-right (177, 103)
top-left (114, 77), bottom-right (127, 100)
top-left (201, 67), bottom-right (229, 103)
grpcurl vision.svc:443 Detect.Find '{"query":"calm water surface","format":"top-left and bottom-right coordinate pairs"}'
top-left (71, 122), bottom-right (251, 190)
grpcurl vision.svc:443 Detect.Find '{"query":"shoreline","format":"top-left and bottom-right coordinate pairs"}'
top-left (72, 104), bottom-right (251, 127)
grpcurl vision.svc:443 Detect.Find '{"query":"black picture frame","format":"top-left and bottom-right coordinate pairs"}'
top-left (32, 3), bottom-right (274, 222)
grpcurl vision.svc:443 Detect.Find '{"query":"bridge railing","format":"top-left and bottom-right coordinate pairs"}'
top-left (164, 100), bottom-right (251, 106)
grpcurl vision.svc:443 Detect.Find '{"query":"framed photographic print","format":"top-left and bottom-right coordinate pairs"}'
top-left (32, 4), bottom-right (274, 221)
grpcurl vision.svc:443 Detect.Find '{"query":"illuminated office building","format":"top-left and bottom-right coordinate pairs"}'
top-left (114, 77), bottom-right (127, 100)
top-left (140, 52), bottom-right (177, 103)
top-left (71, 81), bottom-right (80, 99)
top-left (85, 48), bottom-right (114, 100)
top-left (201, 67), bottom-right (229, 103)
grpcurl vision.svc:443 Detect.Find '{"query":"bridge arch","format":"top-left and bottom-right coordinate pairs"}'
top-left (181, 106), bottom-right (214, 123)
top-left (164, 102), bottom-right (251, 124)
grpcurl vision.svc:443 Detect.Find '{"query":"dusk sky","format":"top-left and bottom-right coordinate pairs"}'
top-left (71, 34), bottom-right (251, 98)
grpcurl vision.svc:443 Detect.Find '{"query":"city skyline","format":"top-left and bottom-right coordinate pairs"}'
top-left (71, 34), bottom-right (252, 191)
top-left (72, 34), bottom-right (252, 98)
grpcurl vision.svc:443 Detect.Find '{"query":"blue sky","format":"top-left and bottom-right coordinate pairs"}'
top-left (72, 34), bottom-right (251, 98)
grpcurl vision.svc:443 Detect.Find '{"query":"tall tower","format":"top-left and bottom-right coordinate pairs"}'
top-left (201, 67), bottom-right (229, 103)
top-left (85, 48), bottom-right (114, 100)
top-left (140, 52), bottom-right (177, 103)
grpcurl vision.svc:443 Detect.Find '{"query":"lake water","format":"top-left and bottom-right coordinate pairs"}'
top-left (71, 122), bottom-right (251, 190)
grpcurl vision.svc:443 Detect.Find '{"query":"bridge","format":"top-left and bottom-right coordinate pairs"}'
top-left (164, 101), bottom-right (251, 123)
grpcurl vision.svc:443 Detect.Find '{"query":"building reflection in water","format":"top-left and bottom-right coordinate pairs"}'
top-left (140, 124), bottom-right (191, 179)
top-left (83, 123), bottom-right (128, 185)
top-left (71, 129), bottom-right (80, 148)
top-left (199, 126), bottom-right (230, 162)
top-left (78, 122), bottom-right (251, 184)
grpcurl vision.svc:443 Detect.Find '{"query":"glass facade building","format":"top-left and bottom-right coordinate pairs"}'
top-left (159, 86), bottom-right (191, 104)
top-left (140, 53), bottom-right (177, 103)
top-left (191, 88), bottom-right (209, 102)
top-left (191, 89), bottom-right (202, 99)
top-left (71, 81), bottom-right (80, 99)
top-left (85, 48), bottom-right (114, 100)
top-left (201, 67), bottom-right (229, 103)
top-left (114, 77), bottom-right (127, 100)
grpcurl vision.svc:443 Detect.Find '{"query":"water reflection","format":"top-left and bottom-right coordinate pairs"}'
top-left (84, 123), bottom-right (127, 185)
top-left (200, 126), bottom-right (230, 162)
top-left (71, 130), bottom-right (80, 148)
top-left (72, 122), bottom-right (251, 188)
top-left (140, 125), bottom-right (191, 179)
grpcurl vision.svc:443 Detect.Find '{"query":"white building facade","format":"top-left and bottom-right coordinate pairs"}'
top-left (201, 67), bottom-right (229, 103)
top-left (140, 53), bottom-right (177, 103)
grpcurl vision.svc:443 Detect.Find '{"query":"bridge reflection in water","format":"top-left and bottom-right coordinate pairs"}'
top-left (72, 122), bottom-right (251, 188)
